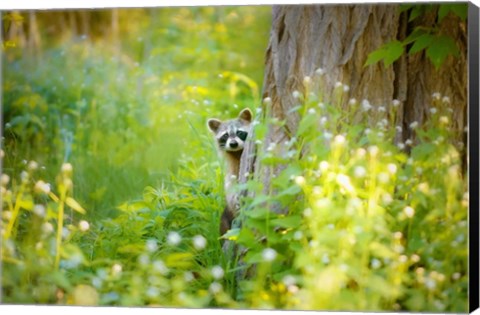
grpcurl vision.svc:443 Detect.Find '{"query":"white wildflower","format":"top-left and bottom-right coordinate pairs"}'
top-left (61, 163), bottom-right (73, 174)
top-left (378, 106), bottom-right (386, 112)
top-left (371, 258), bottom-right (381, 269)
top-left (42, 222), bottom-right (54, 234)
top-left (167, 231), bottom-right (182, 246)
top-left (425, 277), bottom-right (436, 290)
top-left (209, 282), bottom-right (222, 294)
top-left (294, 176), bottom-right (306, 186)
top-left (320, 116), bottom-right (327, 125)
top-left (411, 254), bottom-right (420, 263)
top-left (442, 96), bottom-right (450, 103)
top-left (353, 166), bottom-right (366, 178)
top-left (439, 116), bottom-right (449, 124)
top-left (282, 275), bottom-right (296, 287)
top-left (78, 220), bottom-right (90, 232)
top-left (138, 254), bottom-right (149, 266)
top-left (184, 271), bottom-right (194, 282)
top-left (405, 139), bottom-right (413, 146)
top-left (392, 99), bottom-right (401, 107)
top-left (361, 99), bottom-right (372, 111)
top-left (333, 134), bottom-right (346, 146)
top-left (430, 107), bottom-right (437, 114)
top-left (153, 260), bottom-right (168, 275)
top-left (396, 125), bottom-right (402, 132)
top-left (146, 239), bottom-right (158, 252)
top-left (343, 85), bottom-right (350, 92)
top-left (262, 248), bottom-right (277, 262)
top-left (315, 67), bottom-right (326, 76)
top-left (146, 287), bottom-right (159, 298)
top-left (112, 264), bottom-right (122, 275)
top-left (393, 231), bottom-right (403, 240)
top-left (368, 146), bottom-right (379, 157)
top-left (356, 148), bottom-right (366, 158)
top-left (322, 253), bottom-right (330, 264)
top-left (28, 161), bottom-right (39, 171)
top-left (319, 161), bottom-right (329, 172)
top-left (409, 121), bottom-right (419, 129)
top-left (317, 102), bottom-right (325, 109)
top-left (378, 172), bottom-right (389, 183)
top-left (336, 174), bottom-right (354, 193)
top-left (293, 231), bottom-right (303, 240)
top-left (348, 98), bottom-right (357, 106)
top-left (324, 132), bottom-right (333, 140)
top-left (432, 92), bottom-right (441, 100)
top-left (20, 171), bottom-right (29, 183)
top-left (382, 193), bottom-right (393, 205)
top-left (192, 235), bottom-right (207, 250)
top-left (1, 174), bottom-right (10, 186)
top-left (292, 90), bottom-right (301, 99)
top-left (303, 207), bottom-right (312, 217)
top-left (33, 204), bottom-right (46, 217)
top-left (35, 180), bottom-right (51, 194)
top-left (387, 163), bottom-right (397, 175)
top-left (334, 81), bottom-right (343, 89)
top-left (211, 265), bottom-right (224, 279)
top-left (308, 108), bottom-right (316, 115)
top-left (303, 76), bottom-right (312, 85)
top-left (403, 206), bottom-right (415, 218)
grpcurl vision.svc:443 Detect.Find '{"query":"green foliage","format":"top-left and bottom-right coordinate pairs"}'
top-left (364, 40), bottom-right (403, 67)
top-left (1, 6), bottom-right (468, 312)
top-left (365, 4), bottom-right (466, 70)
top-left (229, 79), bottom-right (467, 311)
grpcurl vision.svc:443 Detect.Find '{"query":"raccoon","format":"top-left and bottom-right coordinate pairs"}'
top-left (207, 108), bottom-right (253, 236)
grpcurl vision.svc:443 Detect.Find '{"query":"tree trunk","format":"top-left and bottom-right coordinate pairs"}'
top-left (238, 4), bottom-right (467, 212)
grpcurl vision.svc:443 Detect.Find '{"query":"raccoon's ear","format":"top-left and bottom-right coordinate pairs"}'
top-left (207, 119), bottom-right (222, 132)
top-left (238, 108), bottom-right (253, 122)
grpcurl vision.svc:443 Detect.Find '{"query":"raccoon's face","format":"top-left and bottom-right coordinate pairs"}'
top-left (207, 108), bottom-right (253, 152)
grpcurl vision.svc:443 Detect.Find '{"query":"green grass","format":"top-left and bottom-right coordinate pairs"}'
top-left (1, 7), bottom-right (468, 312)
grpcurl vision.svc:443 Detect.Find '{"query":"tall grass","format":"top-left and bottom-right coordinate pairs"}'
top-left (1, 7), bottom-right (467, 312)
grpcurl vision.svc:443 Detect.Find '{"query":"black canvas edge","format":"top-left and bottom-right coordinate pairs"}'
top-left (469, 1), bottom-right (480, 313)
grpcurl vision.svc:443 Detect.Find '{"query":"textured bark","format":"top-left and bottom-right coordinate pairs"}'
top-left (238, 4), bottom-right (467, 214)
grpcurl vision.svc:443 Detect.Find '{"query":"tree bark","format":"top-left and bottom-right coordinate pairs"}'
top-left (238, 4), bottom-right (467, 213)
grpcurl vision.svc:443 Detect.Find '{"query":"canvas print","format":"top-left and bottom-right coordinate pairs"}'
top-left (1, 3), bottom-right (470, 312)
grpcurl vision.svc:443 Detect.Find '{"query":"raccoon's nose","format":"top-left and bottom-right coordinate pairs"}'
top-left (229, 141), bottom-right (238, 148)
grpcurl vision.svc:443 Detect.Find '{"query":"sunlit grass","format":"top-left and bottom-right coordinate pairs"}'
top-left (1, 6), bottom-right (468, 312)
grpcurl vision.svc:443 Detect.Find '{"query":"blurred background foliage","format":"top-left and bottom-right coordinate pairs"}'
top-left (2, 7), bottom-right (271, 219)
top-left (0, 6), bottom-right (468, 312)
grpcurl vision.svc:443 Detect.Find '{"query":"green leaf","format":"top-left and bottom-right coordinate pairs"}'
top-left (409, 33), bottom-right (434, 54)
top-left (409, 6), bottom-right (425, 22)
top-left (426, 35), bottom-right (459, 69)
top-left (297, 113), bottom-right (316, 136)
top-left (438, 4), bottom-right (468, 22)
top-left (270, 215), bottom-right (302, 229)
top-left (399, 4), bottom-right (414, 13)
top-left (383, 41), bottom-right (404, 66)
top-left (403, 28), bottom-right (427, 45)
top-left (450, 4), bottom-right (468, 21)
top-left (117, 200), bottom-right (150, 212)
top-left (364, 49), bottom-right (385, 67)
top-left (365, 41), bottom-right (404, 67)
top-left (222, 227), bottom-right (240, 240)
top-left (65, 197), bottom-right (86, 214)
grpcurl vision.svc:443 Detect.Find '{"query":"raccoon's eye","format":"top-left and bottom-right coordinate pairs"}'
top-left (236, 130), bottom-right (248, 141)
top-left (219, 133), bottom-right (229, 142)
